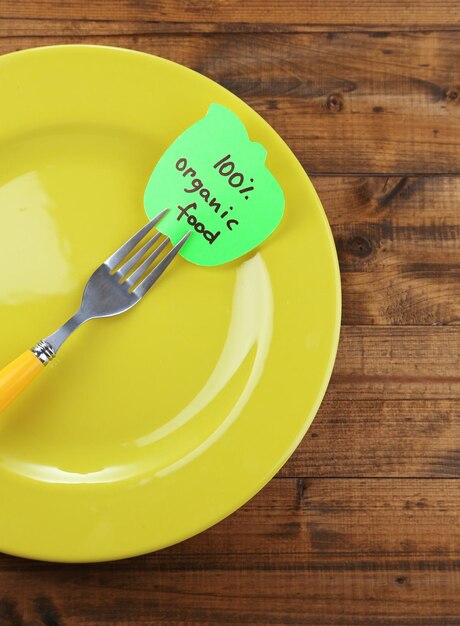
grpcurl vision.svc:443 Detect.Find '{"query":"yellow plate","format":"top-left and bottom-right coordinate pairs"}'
top-left (0, 45), bottom-right (341, 562)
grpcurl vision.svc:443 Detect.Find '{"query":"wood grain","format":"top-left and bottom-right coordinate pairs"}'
top-left (171, 478), bottom-right (460, 557)
top-left (278, 327), bottom-right (460, 478)
top-left (0, 479), bottom-right (460, 625)
top-left (0, 32), bottom-right (458, 174)
top-left (2, 17), bottom-right (460, 36)
top-left (329, 326), bottom-right (460, 400)
top-left (316, 175), bottom-right (460, 325)
top-left (0, 0), bottom-right (459, 29)
top-left (2, 558), bottom-right (460, 626)
top-left (281, 399), bottom-right (460, 477)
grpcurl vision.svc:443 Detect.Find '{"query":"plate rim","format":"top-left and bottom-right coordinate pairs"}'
top-left (0, 43), bottom-right (342, 562)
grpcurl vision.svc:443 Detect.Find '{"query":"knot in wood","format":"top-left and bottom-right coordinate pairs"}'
top-left (347, 235), bottom-right (373, 258)
top-left (327, 93), bottom-right (344, 112)
top-left (445, 88), bottom-right (459, 102)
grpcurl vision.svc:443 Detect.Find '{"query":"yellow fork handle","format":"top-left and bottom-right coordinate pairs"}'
top-left (0, 351), bottom-right (44, 413)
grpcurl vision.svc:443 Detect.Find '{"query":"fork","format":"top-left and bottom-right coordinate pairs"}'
top-left (0, 209), bottom-right (189, 414)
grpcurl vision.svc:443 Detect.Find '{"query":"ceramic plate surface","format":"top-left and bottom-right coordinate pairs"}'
top-left (0, 45), bottom-right (341, 562)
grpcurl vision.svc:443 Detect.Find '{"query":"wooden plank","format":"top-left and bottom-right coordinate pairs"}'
top-left (0, 479), bottom-right (459, 624)
top-left (0, 0), bottom-right (459, 29)
top-left (1, 559), bottom-right (459, 626)
top-left (281, 399), bottom-right (460, 477)
top-left (0, 557), bottom-right (459, 625)
top-left (0, 32), bottom-right (458, 174)
top-left (314, 175), bottom-right (460, 326)
top-left (2, 17), bottom-right (460, 36)
top-left (170, 478), bottom-right (460, 557)
top-left (330, 326), bottom-right (460, 400)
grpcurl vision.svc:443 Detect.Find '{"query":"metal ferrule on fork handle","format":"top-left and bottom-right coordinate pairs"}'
top-left (31, 340), bottom-right (56, 365)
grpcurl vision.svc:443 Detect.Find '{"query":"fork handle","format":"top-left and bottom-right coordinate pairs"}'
top-left (0, 342), bottom-right (55, 414)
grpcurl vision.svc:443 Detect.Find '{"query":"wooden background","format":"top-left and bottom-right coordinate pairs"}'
top-left (1, 1), bottom-right (459, 624)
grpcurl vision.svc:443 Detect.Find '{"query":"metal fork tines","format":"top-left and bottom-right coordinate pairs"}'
top-left (40, 209), bottom-right (190, 356)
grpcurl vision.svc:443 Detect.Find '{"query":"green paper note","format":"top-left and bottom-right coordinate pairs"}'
top-left (144, 103), bottom-right (284, 266)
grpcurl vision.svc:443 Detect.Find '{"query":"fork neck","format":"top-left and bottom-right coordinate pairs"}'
top-left (42, 310), bottom-right (89, 355)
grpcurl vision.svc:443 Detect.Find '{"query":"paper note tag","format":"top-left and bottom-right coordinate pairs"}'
top-left (144, 103), bottom-right (284, 266)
